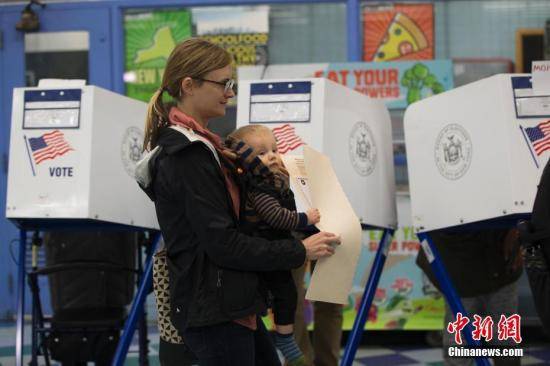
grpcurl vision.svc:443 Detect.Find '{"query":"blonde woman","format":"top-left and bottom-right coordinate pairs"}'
top-left (137, 38), bottom-right (339, 366)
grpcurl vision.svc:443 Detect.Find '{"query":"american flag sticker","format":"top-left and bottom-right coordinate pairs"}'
top-left (25, 130), bottom-right (74, 175)
top-left (525, 120), bottom-right (550, 156)
top-left (272, 124), bottom-right (305, 154)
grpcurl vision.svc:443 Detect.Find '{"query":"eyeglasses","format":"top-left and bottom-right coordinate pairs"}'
top-left (194, 78), bottom-right (235, 93)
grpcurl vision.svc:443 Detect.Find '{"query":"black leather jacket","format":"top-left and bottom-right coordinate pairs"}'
top-left (137, 127), bottom-right (305, 331)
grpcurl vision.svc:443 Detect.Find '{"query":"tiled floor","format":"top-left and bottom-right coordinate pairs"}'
top-left (350, 346), bottom-right (550, 365)
top-left (0, 323), bottom-right (548, 365)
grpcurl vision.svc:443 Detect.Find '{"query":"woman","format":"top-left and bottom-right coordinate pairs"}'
top-left (137, 38), bottom-right (339, 366)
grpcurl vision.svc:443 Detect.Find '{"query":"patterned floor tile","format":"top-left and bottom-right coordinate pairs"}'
top-left (349, 346), bottom-right (396, 358)
top-left (401, 348), bottom-right (444, 363)
top-left (356, 353), bottom-right (421, 366)
top-left (527, 348), bottom-right (550, 362)
top-left (522, 355), bottom-right (550, 365)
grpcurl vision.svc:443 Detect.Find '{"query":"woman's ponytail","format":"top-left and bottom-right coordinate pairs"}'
top-left (143, 88), bottom-right (168, 151)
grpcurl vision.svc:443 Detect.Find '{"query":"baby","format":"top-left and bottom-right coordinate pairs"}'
top-left (227, 125), bottom-right (320, 366)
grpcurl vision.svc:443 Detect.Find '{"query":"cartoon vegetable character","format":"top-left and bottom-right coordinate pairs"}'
top-left (401, 63), bottom-right (445, 105)
top-left (383, 278), bottom-right (418, 329)
top-left (387, 278), bottom-right (413, 311)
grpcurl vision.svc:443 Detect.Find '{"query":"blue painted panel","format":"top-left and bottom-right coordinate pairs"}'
top-left (0, 5), bottom-right (113, 319)
top-left (346, 0), bottom-right (361, 61)
top-left (25, 89), bottom-right (82, 102)
top-left (1, 9), bottom-right (27, 321)
top-left (251, 81), bottom-right (311, 94)
top-left (0, 10), bottom-right (7, 320)
top-left (111, 6), bottom-right (125, 95)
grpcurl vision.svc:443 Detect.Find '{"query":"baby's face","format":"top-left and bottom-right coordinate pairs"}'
top-left (245, 131), bottom-right (282, 170)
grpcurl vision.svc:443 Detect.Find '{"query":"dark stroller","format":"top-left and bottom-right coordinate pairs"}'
top-left (28, 230), bottom-right (140, 365)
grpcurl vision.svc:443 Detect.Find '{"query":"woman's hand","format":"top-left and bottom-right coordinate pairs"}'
top-left (302, 232), bottom-right (340, 260)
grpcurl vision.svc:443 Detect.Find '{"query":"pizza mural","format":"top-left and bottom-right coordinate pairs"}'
top-left (363, 3), bottom-right (434, 62)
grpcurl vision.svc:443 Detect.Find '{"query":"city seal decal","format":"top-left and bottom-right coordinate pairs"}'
top-left (349, 121), bottom-right (376, 176)
top-left (434, 124), bottom-right (472, 180)
top-left (121, 126), bottom-right (144, 178)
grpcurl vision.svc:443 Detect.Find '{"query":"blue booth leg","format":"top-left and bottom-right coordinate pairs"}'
top-left (16, 229), bottom-right (27, 366)
top-left (341, 228), bottom-right (395, 366)
top-left (417, 232), bottom-right (490, 366)
top-left (112, 232), bottom-right (161, 366)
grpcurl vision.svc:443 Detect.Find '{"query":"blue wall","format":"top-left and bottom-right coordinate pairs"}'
top-left (435, 0), bottom-right (550, 60)
top-left (269, 3), bottom-right (347, 63)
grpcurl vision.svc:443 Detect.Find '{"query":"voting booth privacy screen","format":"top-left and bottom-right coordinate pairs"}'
top-left (405, 73), bottom-right (549, 232)
top-left (6, 86), bottom-right (158, 229)
top-left (237, 78), bottom-right (397, 229)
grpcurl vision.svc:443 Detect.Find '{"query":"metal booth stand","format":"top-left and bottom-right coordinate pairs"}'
top-left (12, 222), bottom-right (161, 366)
top-left (341, 227), bottom-right (395, 366)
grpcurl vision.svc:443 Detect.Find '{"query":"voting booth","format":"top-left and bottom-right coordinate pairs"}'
top-left (237, 77), bottom-right (398, 365)
top-left (237, 78), bottom-right (397, 229)
top-left (403, 74), bottom-right (548, 366)
top-left (405, 74), bottom-right (545, 232)
top-left (5, 85), bottom-right (159, 366)
top-left (6, 85), bottom-right (158, 229)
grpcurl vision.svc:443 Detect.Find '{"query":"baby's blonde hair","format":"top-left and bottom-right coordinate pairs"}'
top-left (228, 124), bottom-right (274, 143)
top-left (228, 124), bottom-right (287, 174)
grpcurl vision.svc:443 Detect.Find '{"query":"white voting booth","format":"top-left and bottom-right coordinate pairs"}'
top-left (6, 85), bottom-right (158, 229)
top-left (237, 78), bottom-right (397, 365)
top-left (405, 74), bottom-right (547, 232)
top-left (236, 78), bottom-right (397, 229)
top-left (403, 74), bottom-right (549, 366)
top-left (5, 84), bottom-right (158, 366)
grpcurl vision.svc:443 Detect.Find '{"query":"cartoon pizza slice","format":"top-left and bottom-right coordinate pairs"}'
top-left (373, 12), bottom-right (428, 62)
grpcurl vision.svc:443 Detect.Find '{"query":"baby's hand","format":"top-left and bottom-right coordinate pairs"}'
top-left (306, 208), bottom-right (321, 225)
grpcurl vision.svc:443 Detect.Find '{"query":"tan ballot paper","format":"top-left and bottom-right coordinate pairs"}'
top-left (284, 146), bottom-right (362, 304)
top-left (281, 155), bottom-right (313, 212)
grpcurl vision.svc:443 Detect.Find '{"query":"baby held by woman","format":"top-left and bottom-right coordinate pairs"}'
top-left (226, 125), bottom-right (320, 366)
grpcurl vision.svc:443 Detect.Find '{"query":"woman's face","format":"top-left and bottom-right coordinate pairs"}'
top-left (191, 64), bottom-right (235, 120)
